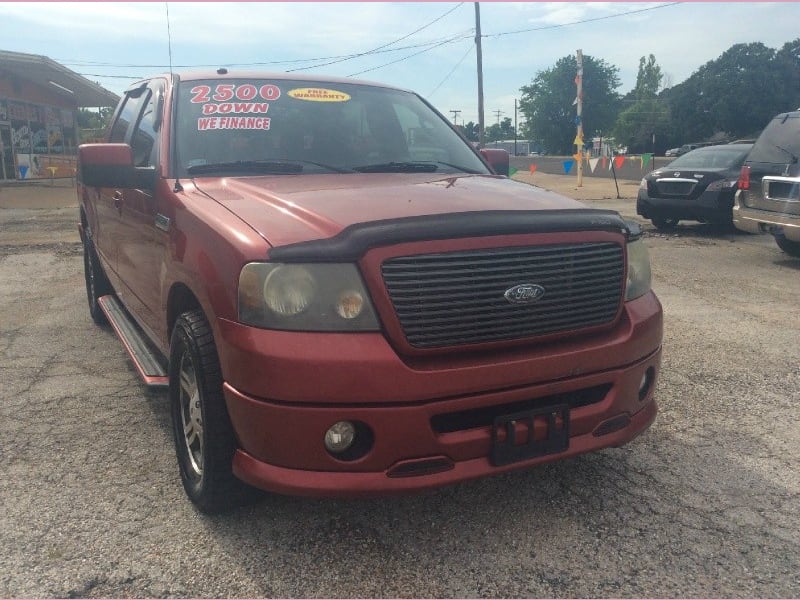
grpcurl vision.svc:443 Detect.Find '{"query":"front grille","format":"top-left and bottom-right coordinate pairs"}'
top-left (381, 243), bottom-right (624, 348)
top-left (656, 180), bottom-right (694, 196)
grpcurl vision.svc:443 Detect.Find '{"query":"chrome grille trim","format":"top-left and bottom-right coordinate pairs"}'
top-left (381, 243), bottom-right (624, 348)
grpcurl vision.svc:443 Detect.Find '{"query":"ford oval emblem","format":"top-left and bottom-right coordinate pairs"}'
top-left (504, 283), bottom-right (546, 304)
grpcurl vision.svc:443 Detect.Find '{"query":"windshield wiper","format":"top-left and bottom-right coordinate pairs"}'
top-left (284, 159), bottom-right (355, 174)
top-left (772, 143), bottom-right (799, 164)
top-left (352, 161), bottom-right (481, 174)
top-left (187, 160), bottom-right (303, 175)
top-left (353, 161), bottom-right (439, 173)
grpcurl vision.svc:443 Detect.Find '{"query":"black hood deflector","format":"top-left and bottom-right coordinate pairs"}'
top-left (267, 209), bottom-right (632, 262)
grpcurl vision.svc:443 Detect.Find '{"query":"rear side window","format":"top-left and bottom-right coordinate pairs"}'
top-left (109, 88), bottom-right (148, 143)
top-left (746, 113), bottom-right (800, 165)
top-left (130, 83), bottom-right (164, 167)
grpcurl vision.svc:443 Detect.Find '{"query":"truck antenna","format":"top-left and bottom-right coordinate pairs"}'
top-left (165, 2), bottom-right (183, 192)
top-left (166, 2), bottom-right (174, 78)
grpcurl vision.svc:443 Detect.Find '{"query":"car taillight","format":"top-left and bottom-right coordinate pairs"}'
top-left (738, 165), bottom-right (751, 190)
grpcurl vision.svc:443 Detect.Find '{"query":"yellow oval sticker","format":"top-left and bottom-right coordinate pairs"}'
top-left (288, 88), bottom-right (351, 102)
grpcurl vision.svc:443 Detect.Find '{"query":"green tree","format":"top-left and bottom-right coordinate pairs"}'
top-left (519, 54), bottom-right (621, 155)
top-left (776, 38), bottom-right (800, 110)
top-left (77, 107), bottom-right (114, 130)
top-left (664, 42), bottom-right (794, 142)
top-left (614, 55), bottom-right (672, 153)
top-left (459, 121), bottom-right (479, 142)
top-left (614, 99), bottom-right (672, 154)
top-left (633, 54), bottom-right (663, 99)
top-left (485, 117), bottom-right (515, 142)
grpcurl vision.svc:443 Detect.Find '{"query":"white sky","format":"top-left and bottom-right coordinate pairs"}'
top-left (1, 2), bottom-right (798, 126)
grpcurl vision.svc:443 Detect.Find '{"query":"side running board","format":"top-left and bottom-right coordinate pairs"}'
top-left (97, 295), bottom-right (169, 388)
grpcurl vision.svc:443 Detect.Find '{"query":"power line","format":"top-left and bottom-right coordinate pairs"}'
top-left (347, 33), bottom-right (470, 77)
top-left (59, 34), bottom-right (470, 70)
top-left (69, 3), bottom-right (682, 82)
top-left (56, 3), bottom-right (468, 72)
top-left (428, 43), bottom-right (474, 97)
top-left (288, 2), bottom-right (466, 72)
top-left (485, 2), bottom-right (681, 38)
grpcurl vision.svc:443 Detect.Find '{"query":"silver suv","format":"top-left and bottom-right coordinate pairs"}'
top-left (733, 110), bottom-right (800, 258)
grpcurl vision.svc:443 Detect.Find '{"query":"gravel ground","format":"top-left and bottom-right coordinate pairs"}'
top-left (1, 178), bottom-right (798, 598)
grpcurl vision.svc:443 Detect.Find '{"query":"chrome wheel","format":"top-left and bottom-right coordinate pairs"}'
top-left (169, 309), bottom-right (250, 513)
top-left (178, 352), bottom-right (204, 479)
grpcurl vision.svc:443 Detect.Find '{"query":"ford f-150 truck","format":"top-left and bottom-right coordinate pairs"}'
top-left (77, 70), bottom-right (662, 513)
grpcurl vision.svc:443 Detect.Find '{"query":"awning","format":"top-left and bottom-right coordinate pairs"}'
top-left (0, 50), bottom-right (119, 107)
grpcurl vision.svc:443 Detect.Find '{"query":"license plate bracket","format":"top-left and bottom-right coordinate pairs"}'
top-left (490, 404), bottom-right (569, 466)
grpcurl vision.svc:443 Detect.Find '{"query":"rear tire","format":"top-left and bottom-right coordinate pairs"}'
top-left (83, 236), bottom-right (111, 325)
top-left (169, 309), bottom-right (250, 514)
top-left (652, 216), bottom-right (679, 231)
top-left (773, 232), bottom-right (800, 258)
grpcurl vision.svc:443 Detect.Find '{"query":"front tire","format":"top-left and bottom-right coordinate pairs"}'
top-left (169, 310), bottom-right (248, 513)
top-left (83, 236), bottom-right (111, 325)
top-left (651, 216), bottom-right (679, 231)
top-left (773, 232), bottom-right (800, 258)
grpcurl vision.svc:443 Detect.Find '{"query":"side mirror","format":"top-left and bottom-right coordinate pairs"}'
top-left (480, 148), bottom-right (510, 176)
top-left (78, 143), bottom-right (145, 188)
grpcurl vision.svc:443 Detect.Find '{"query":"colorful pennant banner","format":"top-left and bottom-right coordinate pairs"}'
top-left (563, 160), bottom-right (574, 174)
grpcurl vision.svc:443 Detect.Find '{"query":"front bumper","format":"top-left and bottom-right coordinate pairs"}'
top-left (230, 389), bottom-right (658, 497)
top-left (637, 188), bottom-right (735, 223)
top-left (216, 292), bottom-right (663, 497)
top-left (732, 190), bottom-right (800, 241)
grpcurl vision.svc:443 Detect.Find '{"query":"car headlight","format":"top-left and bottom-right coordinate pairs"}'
top-left (705, 179), bottom-right (738, 192)
top-left (238, 263), bottom-right (380, 331)
top-left (639, 177), bottom-right (648, 191)
top-left (625, 239), bottom-right (652, 301)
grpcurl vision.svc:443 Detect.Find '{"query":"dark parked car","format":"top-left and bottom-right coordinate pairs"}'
top-left (733, 109), bottom-right (800, 257)
top-left (675, 141), bottom-right (715, 157)
top-left (637, 143), bottom-right (753, 230)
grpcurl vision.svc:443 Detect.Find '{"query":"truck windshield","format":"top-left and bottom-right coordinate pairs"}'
top-left (174, 79), bottom-right (489, 178)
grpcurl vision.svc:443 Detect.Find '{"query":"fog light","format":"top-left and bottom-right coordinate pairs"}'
top-left (324, 421), bottom-right (356, 453)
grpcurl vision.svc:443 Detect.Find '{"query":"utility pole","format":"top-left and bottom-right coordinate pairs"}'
top-left (514, 99), bottom-right (517, 157)
top-left (576, 49), bottom-right (584, 187)
top-left (449, 109), bottom-right (461, 126)
top-left (493, 109), bottom-right (504, 125)
top-left (474, 2), bottom-right (485, 148)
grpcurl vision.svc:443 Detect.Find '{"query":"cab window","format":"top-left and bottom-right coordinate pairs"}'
top-left (129, 83), bottom-right (164, 167)
top-left (109, 88), bottom-right (147, 143)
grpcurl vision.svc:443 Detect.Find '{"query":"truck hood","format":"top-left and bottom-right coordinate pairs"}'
top-left (190, 173), bottom-right (588, 249)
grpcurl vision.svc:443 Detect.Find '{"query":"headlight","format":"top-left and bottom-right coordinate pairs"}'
top-left (263, 265), bottom-right (315, 316)
top-left (625, 239), bottom-right (652, 301)
top-left (239, 263), bottom-right (380, 331)
top-left (639, 177), bottom-right (648, 190)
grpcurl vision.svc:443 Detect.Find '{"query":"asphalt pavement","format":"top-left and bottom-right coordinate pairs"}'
top-left (1, 179), bottom-right (799, 597)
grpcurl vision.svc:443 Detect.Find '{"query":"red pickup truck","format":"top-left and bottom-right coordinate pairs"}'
top-left (78, 71), bottom-right (662, 513)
